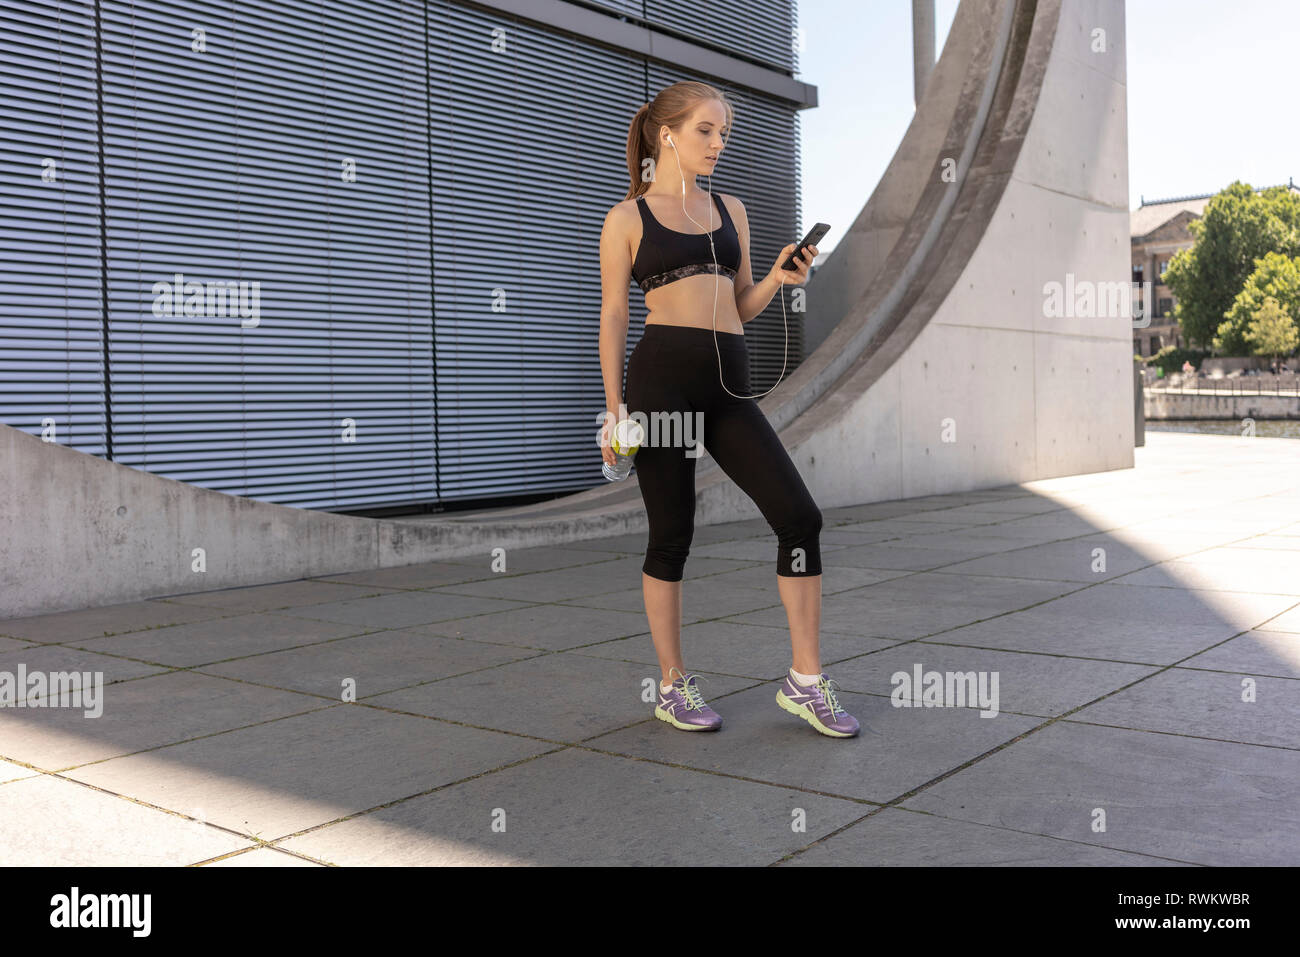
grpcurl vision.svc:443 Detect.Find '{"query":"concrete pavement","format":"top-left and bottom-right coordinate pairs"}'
top-left (1, 430), bottom-right (1297, 865)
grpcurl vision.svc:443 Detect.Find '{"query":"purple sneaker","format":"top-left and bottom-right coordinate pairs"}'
top-left (776, 670), bottom-right (860, 737)
top-left (654, 667), bottom-right (722, 731)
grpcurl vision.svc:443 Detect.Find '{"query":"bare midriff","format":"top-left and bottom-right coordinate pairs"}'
top-left (643, 274), bottom-right (745, 336)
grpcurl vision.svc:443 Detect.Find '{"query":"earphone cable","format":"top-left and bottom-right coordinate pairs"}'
top-left (669, 136), bottom-right (789, 400)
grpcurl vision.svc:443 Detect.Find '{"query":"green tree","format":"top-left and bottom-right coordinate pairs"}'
top-left (1244, 296), bottom-right (1299, 367)
top-left (1162, 181), bottom-right (1300, 350)
top-left (1213, 251), bottom-right (1300, 354)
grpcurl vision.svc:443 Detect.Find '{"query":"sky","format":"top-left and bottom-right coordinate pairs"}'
top-left (794, 0), bottom-right (1299, 252)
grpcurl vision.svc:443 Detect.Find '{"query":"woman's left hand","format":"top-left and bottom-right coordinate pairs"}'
top-left (768, 243), bottom-right (818, 286)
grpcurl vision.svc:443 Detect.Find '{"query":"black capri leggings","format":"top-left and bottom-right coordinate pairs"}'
top-left (623, 322), bottom-right (823, 582)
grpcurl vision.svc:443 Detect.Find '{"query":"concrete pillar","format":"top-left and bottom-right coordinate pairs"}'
top-left (913, 0), bottom-right (935, 105)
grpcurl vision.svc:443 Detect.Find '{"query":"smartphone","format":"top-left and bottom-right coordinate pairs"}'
top-left (781, 222), bottom-right (831, 270)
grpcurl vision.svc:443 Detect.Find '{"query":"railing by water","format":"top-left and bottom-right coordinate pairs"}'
top-left (1143, 370), bottom-right (1300, 395)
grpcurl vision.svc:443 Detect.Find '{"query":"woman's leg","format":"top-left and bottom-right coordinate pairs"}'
top-left (699, 342), bottom-right (859, 737)
top-left (624, 331), bottom-right (698, 686)
top-left (635, 435), bottom-right (697, 684)
top-left (778, 573), bottom-right (823, 676)
top-left (643, 574), bottom-right (684, 684)
top-left (701, 391), bottom-right (825, 674)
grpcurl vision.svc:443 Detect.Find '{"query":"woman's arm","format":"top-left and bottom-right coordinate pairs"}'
top-left (598, 201), bottom-right (632, 423)
top-left (726, 195), bottom-right (813, 324)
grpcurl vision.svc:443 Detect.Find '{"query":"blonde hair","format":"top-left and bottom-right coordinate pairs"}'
top-left (624, 81), bottom-right (733, 200)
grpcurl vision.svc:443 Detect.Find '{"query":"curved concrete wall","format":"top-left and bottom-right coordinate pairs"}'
top-left (1, 0), bottom-right (1132, 617)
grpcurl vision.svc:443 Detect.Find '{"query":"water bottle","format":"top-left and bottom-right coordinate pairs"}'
top-left (602, 418), bottom-right (645, 481)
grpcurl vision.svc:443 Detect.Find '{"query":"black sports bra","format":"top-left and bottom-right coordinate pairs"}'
top-left (630, 192), bottom-right (742, 294)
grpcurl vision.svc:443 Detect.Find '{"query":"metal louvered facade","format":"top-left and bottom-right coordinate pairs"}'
top-left (1, 0), bottom-right (810, 512)
top-left (0, 0), bottom-right (103, 453)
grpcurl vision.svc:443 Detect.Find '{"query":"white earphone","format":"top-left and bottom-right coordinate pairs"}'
top-left (664, 132), bottom-right (790, 400)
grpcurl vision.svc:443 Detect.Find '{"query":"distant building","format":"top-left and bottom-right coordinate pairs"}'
top-left (1130, 179), bottom-right (1300, 356)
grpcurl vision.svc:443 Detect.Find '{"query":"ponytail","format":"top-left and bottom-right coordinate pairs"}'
top-left (624, 102), bottom-right (653, 200)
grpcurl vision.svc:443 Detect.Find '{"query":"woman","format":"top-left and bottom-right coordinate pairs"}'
top-left (597, 81), bottom-right (859, 739)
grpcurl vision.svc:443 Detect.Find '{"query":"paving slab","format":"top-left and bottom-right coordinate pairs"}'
top-left (64, 705), bottom-right (554, 840)
top-left (586, 683), bottom-right (1041, 805)
top-left (0, 642), bottom-right (171, 690)
top-left (1108, 547), bottom-right (1300, 596)
top-left (202, 847), bottom-right (326, 866)
top-left (784, 806), bottom-right (1186, 866)
top-left (573, 619), bottom-right (899, 679)
top-left (0, 758), bottom-right (40, 784)
top-left (0, 599), bottom-right (233, 643)
top-left (840, 572), bottom-right (1083, 612)
top-left (726, 574), bottom-right (1082, 640)
top-left (1232, 533), bottom-right (1300, 551)
top-left (0, 773), bottom-right (256, 865)
top-left (933, 539), bottom-right (1160, 582)
top-left (310, 561), bottom-right (496, 589)
top-left (819, 527), bottom-right (930, 546)
top-left (0, 670), bottom-right (325, 770)
top-left (823, 500), bottom-right (957, 522)
top-left (197, 628), bottom-right (539, 698)
top-left (365, 651), bottom-right (757, 742)
top-left (819, 542), bottom-right (996, 571)
top-left (822, 642), bottom-right (1159, 717)
top-left (1068, 667), bottom-right (1300, 748)
top-left (901, 721), bottom-right (1299, 865)
top-left (75, 612), bottom-right (381, 667)
top-left (274, 747), bottom-right (866, 866)
top-left (728, 594), bottom-right (1017, 640)
top-left (1258, 604), bottom-right (1300, 634)
top-left (832, 519), bottom-right (995, 536)
top-left (931, 609), bottom-right (1249, 665)
top-left (1177, 630), bottom-right (1300, 679)
top-left (928, 584), bottom-right (1297, 663)
top-left (1120, 516), bottom-right (1285, 540)
top-left (265, 591), bottom-right (531, 630)
top-left (407, 601), bottom-right (653, 651)
top-left (156, 578), bottom-right (401, 612)
top-left (882, 531), bottom-right (1059, 555)
top-left (887, 491), bottom-right (1032, 510)
top-left (931, 498), bottom-right (1073, 517)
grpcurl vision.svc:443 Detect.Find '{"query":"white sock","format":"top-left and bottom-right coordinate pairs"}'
top-left (660, 680), bottom-right (674, 693)
top-left (790, 667), bottom-right (821, 685)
